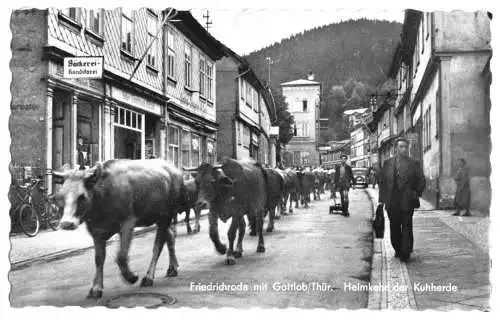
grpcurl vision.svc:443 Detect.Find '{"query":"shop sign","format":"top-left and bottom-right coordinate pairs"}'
top-left (112, 87), bottom-right (161, 116)
top-left (64, 57), bottom-right (103, 79)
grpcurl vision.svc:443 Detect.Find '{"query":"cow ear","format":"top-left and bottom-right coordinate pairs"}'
top-left (83, 162), bottom-right (102, 189)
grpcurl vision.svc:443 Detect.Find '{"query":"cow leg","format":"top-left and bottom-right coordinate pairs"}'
top-left (234, 216), bottom-right (245, 258)
top-left (249, 216), bottom-right (257, 236)
top-left (141, 220), bottom-right (168, 287)
top-left (304, 192), bottom-right (309, 208)
top-left (165, 224), bottom-right (179, 277)
top-left (266, 207), bottom-right (275, 233)
top-left (209, 211), bottom-right (227, 255)
top-left (281, 193), bottom-right (288, 216)
top-left (293, 192), bottom-right (298, 210)
top-left (87, 234), bottom-right (106, 300)
top-left (116, 217), bottom-right (138, 285)
top-left (172, 214), bottom-right (178, 237)
top-left (185, 209), bottom-right (192, 234)
top-left (226, 217), bottom-right (239, 265)
top-left (193, 208), bottom-right (201, 233)
top-left (256, 212), bottom-right (266, 253)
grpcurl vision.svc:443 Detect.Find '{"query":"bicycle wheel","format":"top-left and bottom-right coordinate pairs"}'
top-left (18, 204), bottom-right (40, 237)
top-left (47, 203), bottom-right (62, 231)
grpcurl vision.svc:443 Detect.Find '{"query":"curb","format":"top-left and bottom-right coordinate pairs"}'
top-left (364, 188), bottom-right (385, 310)
top-left (10, 212), bottom-right (209, 272)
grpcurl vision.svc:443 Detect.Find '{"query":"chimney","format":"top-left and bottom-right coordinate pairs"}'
top-left (307, 70), bottom-right (315, 81)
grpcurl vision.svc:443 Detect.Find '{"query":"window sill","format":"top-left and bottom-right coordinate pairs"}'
top-left (246, 102), bottom-right (252, 108)
top-left (146, 64), bottom-right (159, 75)
top-left (167, 76), bottom-right (177, 86)
top-left (58, 13), bottom-right (82, 34)
top-left (184, 86), bottom-right (198, 94)
top-left (84, 29), bottom-right (104, 46)
top-left (207, 100), bottom-right (214, 107)
top-left (120, 49), bottom-right (136, 64)
top-left (199, 95), bottom-right (207, 102)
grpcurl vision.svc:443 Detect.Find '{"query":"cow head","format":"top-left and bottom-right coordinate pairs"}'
top-left (184, 162), bottom-right (233, 213)
top-left (53, 163), bottom-right (103, 230)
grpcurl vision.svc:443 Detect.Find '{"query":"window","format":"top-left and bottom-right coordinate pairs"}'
top-left (207, 62), bottom-right (214, 101)
top-left (426, 13), bottom-right (431, 40)
top-left (240, 79), bottom-right (245, 101)
top-left (181, 129), bottom-right (190, 167)
top-left (121, 9), bottom-right (134, 53)
top-left (184, 44), bottom-right (192, 88)
top-left (293, 151), bottom-right (301, 166)
top-left (421, 15), bottom-right (425, 54)
top-left (302, 99), bottom-right (308, 112)
top-left (237, 122), bottom-right (241, 145)
top-left (168, 126), bottom-right (180, 168)
top-left (253, 90), bottom-right (258, 112)
top-left (246, 84), bottom-right (252, 107)
top-left (167, 29), bottom-right (175, 79)
top-left (87, 9), bottom-right (102, 34)
top-left (199, 55), bottom-right (206, 97)
top-left (243, 125), bottom-right (250, 148)
top-left (191, 134), bottom-right (200, 167)
top-left (423, 106), bottom-right (432, 151)
top-left (207, 140), bottom-right (215, 164)
top-left (62, 8), bottom-right (78, 21)
top-left (147, 13), bottom-right (158, 68)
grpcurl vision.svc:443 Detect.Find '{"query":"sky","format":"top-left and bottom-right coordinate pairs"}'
top-left (190, 8), bottom-right (405, 56)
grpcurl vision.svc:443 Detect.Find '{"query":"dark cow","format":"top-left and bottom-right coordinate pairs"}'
top-left (249, 167), bottom-right (284, 234)
top-left (172, 178), bottom-right (201, 235)
top-left (186, 158), bottom-right (268, 265)
top-left (296, 167), bottom-right (315, 208)
top-left (281, 168), bottom-right (300, 213)
top-left (54, 159), bottom-right (184, 299)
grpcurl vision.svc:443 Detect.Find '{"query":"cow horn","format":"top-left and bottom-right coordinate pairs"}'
top-left (183, 166), bottom-right (199, 172)
top-left (212, 164), bottom-right (223, 169)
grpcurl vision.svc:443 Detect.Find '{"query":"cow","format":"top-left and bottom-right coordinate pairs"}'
top-left (296, 167), bottom-right (315, 208)
top-left (281, 168), bottom-right (300, 213)
top-left (185, 158), bottom-right (268, 265)
top-left (249, 167), bottom-right (284, 234)
top-left (53, 159), bottom-right (184, 299)
top-left (172, 178), bottom-right (201, 235)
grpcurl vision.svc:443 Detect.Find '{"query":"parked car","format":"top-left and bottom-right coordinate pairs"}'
top-left (352, 167), bottom-right (369, 188)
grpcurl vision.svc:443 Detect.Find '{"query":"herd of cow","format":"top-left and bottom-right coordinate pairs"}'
top-left (53, 158), bottom-right (336, 300)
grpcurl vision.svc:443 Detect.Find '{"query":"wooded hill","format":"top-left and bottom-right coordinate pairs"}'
top-left (245, 18), bottom-right (402, 142)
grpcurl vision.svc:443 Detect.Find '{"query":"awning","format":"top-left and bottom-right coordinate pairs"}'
top-left (168, 107), bottom-right (218, 133)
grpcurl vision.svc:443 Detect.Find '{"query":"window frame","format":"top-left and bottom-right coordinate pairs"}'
top-left (168, 125), bottom-right (180, 168)
top-left (146, 12), bottom-right (158, 68)
top-left (199, 54), bottom-right (207, 98)
top-left (86, 9), bottom-right (103, 35)
top-left (166, 28), bottom-right (176, 80)
top-left (207, 61), bottom-right (214, 101)
top-left (121, 8), bottom-right (134, 54)
top-left (184, 43), bottom-right (193, 88)
top-left (302, 99), bottom-right (308, 112)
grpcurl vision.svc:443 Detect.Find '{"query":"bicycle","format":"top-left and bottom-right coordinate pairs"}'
top-left (9, 178), bottom-right (62, 237)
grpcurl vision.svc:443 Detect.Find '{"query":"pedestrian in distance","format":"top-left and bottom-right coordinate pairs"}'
top-left (378, 137), bottom-right (426, 263)
top-left (334, 155), bottom-right (355, 217)
top-left (452, 158), bottom-right (471, 217)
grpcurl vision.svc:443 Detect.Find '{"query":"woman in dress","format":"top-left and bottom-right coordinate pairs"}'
top-left (453, 158), bottom-right (471, 216)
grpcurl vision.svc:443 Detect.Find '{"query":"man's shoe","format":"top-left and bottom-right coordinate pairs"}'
top-left (343, 212), bottom-right (350, 217)
top-left (452, 212), bottom-right (460, 216)
top-left (462, 211), bottom-right (471, 217)
top-left (394, 251), bottom-right (401, 258)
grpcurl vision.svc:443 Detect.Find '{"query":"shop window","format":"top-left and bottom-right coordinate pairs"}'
top-left (181, 129), bottom-right (190, 167)
top-left (77, 100), bottom-right (100, 169)
top-left (191, 134), bottom-right (200, 167)
top-left (168, 126), bottom-right (180, 167)
top-left (207, 140), bottom-right (215, 164)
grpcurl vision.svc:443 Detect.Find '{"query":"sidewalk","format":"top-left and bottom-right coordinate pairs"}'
top-left (9, 210), bottom-right (209, 271)
top-left (365, 187), bottom-right (490, 311)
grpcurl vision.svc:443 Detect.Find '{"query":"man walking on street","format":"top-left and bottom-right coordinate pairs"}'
top-left (378, 138), bottom-right (426, 262)
top-left (334, 155), bottom-right (355, 217)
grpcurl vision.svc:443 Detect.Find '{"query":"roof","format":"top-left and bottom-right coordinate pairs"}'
top-left (280, 79), bottom-right (321, 86)
top-left (174, 11), bottom-right (226, 61)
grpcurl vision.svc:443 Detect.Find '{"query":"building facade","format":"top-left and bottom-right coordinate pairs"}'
top-left (350, 125), bottom-right (370, 168)
top-left (163, 11), bottom-right (225, 170)
top-left (215, 48), bottom-right (276, 165)
top-left (10, 8), bottom-right (225, 195)
top-left (281, 73), bottom-right (321, 167)
top-left (387, 10), bottom-right (491, 210)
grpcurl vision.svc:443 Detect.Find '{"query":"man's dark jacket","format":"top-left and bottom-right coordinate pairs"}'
top-left (378, 156), bottom-right (426, 212)
top-left (334, 164), bottom-right (354, 188)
